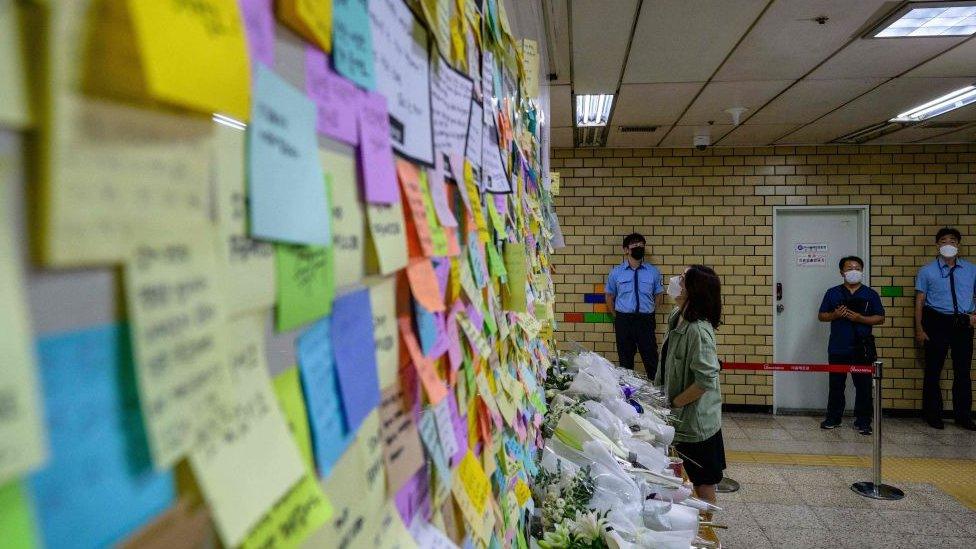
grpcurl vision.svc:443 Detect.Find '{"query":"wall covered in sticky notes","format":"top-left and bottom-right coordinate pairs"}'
top-left (0, 0), bottom-right (562, 547)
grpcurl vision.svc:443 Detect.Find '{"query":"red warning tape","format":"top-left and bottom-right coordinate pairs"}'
top-left (722, 362), bottom-right (875, 374)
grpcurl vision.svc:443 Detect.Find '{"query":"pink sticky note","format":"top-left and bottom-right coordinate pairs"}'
top-left (305, 47), bottom-right (361, 145)
top-left (239, 0), bottom-right (275, 68)
top-left (359, 91), bottom-right (399, 204)
top-left (428, 155), bottom-right (458, 228)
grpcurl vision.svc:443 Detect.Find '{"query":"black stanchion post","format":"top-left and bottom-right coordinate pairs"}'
top-left (851, 360), bottom-right (904, 500)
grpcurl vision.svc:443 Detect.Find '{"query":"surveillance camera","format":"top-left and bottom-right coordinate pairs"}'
top-left (693, 133), bottom-right (710, 150)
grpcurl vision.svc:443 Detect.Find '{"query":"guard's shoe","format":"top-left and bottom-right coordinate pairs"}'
top-left (820, 419), bottom-right (841, 430)
top-left (853, 422), bottom-right (872, 436)
top-left (925, 417), bottom-right (945, 430)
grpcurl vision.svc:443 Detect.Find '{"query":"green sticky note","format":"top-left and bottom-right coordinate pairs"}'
top-left (0, 481), bottom-right (37, 549)
top-left (486, 199), bottom-right (507, 238)
top-left (880, 286), bottom-right (904, 298)
top-left (487, 242), bottom-right (507, 281)
top-left (275, 244), bottom-right (334, 332)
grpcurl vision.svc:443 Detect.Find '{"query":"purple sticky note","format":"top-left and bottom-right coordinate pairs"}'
top-left (434, 259), bottom-right (450, 300)
top-left (446, 302), bottom-right (463, 372)
top-left (358, 91), bottom-right (399, 204)
top-left (428, 156), bottom-right (458, 228)
top-left (330, 289), bottom-right (381, 432)
top-left (493, 193), bottom-right (507, 217)
top-left (429, 312), bottom-right (449, 359)
top-left (447, 394), bottom-right (468, 465)
top-left (239, 0), bottom-right (275, 68)
top-left (305, 46), bottom-right (361, 146)
top-left (466, 303), bottom-right (484, 330)
top-left (395, 467), bottom-right (431, 525)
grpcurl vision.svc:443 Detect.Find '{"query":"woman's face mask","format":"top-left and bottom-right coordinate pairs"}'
top-left (667, 275), bottom-right (683, 300)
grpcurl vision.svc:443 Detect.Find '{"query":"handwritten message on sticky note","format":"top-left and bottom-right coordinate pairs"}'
top-left (331, 289), bottom-right (381, 432)
top-left (360, 92), bottom-right (399, 205)
top-left (378, 385), bottom-right (425, 494)
top-left (31, 324), bottom-right (175, 549)
top-left (124, 231), bottom-right (230, 468)
top-left (398, 160), bottom-right (436, 257)
top-left (278, 0), bottom-right (332, 52)
top-left (322, 148), bottom-right (366, 288)
top-left (502, 242), bottom-right (527, 312)
top-left (276, 244), bottom-right (334, 332)
top-left (273, 367), bottom-right (316, 469)
top-left (248, 64), bottom-right (330, 245)
top-left (189, 315), bottom-right (306, 547)
top-left (305, 47), bottom-right (361, 145)
top-left (127, 0), bottom-right (250, 119)
top-left (369, 277), bottom-right (399, 389)
top-left (431, 54), bottom-right (474, 161)
top-left (365, 200), bottom-right (408, 275)
top-left (297, 317), bottom-right (351, 477)
top-left (332, 0), bottom-right (375, 89)
top-left (213, 122), bottom-right (276, 317)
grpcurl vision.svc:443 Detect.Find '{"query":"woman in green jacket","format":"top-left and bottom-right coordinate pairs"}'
top-left (654, 265), bottom-right (725, 502)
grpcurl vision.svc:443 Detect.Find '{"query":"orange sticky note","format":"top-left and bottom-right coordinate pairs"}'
top-left (397, 160), bottom-right (435, 258)
top-left (406, 258), bottom-right (446, 312)
top-left (397, 317), bottom-right (448, 404)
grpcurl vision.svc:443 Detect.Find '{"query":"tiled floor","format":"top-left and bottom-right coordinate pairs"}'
top-left (712, 413), bottom-right (976, 549)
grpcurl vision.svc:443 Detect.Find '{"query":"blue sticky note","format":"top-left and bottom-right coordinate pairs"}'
top-left (330, 289), bottom-right (381, 432)
top-left (297, 316), bottom-right (351, 477)
top-left (414, 300), bottom-right (438, 356)
top-left (30, 324), bottom-right (174, 549)
top-left (249, 64), bottom-right (331, 245)
top-left (332, 0), bottom-right (375, 89)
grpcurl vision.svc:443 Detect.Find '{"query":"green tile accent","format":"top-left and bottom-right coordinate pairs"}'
top-left (584, 312), bottom-right (613, 323)
top-left (880, 286), bottom-right (904, 297)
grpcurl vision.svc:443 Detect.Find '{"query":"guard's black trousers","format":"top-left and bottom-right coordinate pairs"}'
top-left (921, 308), bottom-right (974, 422)
top-left (825, 353), bottom-right (872, 426)
top-left (613, 312), bottom-right (658, 378)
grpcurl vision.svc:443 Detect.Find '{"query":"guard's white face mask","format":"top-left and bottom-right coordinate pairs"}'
top-left (843, 270), bottom-right (863, 285)
top-left (940, 244), bottom-right (959, 259)
top-left (667, 275), bottom-right (683, 300)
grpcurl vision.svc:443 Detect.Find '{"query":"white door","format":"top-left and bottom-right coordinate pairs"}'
top-left (773, 207), bottom-right (868, 412)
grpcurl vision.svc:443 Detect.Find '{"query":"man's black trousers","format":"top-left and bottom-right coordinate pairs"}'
top-left (613, 312), bottom-right (657, 378)
top-left (921, 308), bottom-right (973, 422)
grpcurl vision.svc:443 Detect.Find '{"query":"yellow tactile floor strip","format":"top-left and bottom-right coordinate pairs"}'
top-left (727, 450), bottom-right (976, 510)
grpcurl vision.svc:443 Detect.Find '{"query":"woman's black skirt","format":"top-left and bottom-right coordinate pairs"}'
top-left (674, 429), bottom-right (726, 486)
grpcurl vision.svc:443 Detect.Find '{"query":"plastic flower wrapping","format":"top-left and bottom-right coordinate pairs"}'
top-left (531, 346), bottom-right (721, 549)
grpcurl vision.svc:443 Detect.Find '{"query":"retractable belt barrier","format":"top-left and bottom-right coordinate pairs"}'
top-left (716, 359), bottom-right (905, 501)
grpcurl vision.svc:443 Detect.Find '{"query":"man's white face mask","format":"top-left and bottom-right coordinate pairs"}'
top-left (940, 244), bottom-right (959, 259)
top-left (843, 270), bottom-right (863, 285)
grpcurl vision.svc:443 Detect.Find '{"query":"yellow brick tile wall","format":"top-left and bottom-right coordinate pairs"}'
top-left (551, 144), bottom-right (976, 411)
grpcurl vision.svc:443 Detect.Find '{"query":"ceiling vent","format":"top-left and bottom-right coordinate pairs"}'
top-left (619, 125), bottom-right (659, 133)
top-left (575, 126), bottom-right (606, 147)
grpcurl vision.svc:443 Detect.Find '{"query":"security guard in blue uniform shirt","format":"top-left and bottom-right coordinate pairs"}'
top-left (818, 256), bottom-right (885, 435)
top-left (915, 227), bottom-right (976, 430)
top-left (605, 233), bottom-right (664, 376)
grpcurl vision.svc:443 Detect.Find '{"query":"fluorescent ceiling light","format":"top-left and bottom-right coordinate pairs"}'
top-left (890, 85), bottom-right (976, 122)
top-left (212, 113), bottom-right (247, 131)
top-left (872, 2), bottom-right (976, 37)
top-left (575, 94), bottom-right (614, 127)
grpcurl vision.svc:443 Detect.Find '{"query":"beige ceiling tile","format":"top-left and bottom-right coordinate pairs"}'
top-left (678, 80), bottom-right (792, 126)
top-left (715, 0), bottom-right (891, 82)
top-left (623, 0), bottom-right (767, 84)
top-left (748, 78), bottom-right (886, 125)
top-left (612, 82), bottom-right (703, 126)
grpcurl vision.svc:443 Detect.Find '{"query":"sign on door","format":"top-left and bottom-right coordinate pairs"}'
top-left (794, 242), bottom-right (828, 267)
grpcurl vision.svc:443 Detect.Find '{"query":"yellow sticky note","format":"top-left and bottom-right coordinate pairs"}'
top-left (189, 315), bottom-right (307, 547)
top-left (367, 500), bottom-right (419, 549)
top-left (124, 228), bottom-right (231, 468)
top-left (0, 0), bottom-right (30, 129)
top-left (274, 367), bottom-right (316, 469)
top-left (214, 123), bottom-right (276, 317)
top-left (421, 0), bottom-right (451, 57)
top-left (127, 0), bottom-right (250, 119)
top-left (241, 473), bottom-right (332, 549)
top-left (418, 169), bottom-right (449, 257)
top-left (514, 479), bottom-right (531, 507)
top-left (550, 171), bottom-right (560, 195)
top-left (314, 412), bottom-right (386, 547)
top-left (368, 276), bottom-right (399, 389)
top-left (324, 148), bottom-right (366, 289)
top-left (278, 0), bottom-right (332, 53)
top-left (519, 39), bottom-right (539, 99)
top-left (458, 450), bottom-right (490, 514)
top-left (365, 200), bottom-right (408, 276)
top-left (0, 151), bottom-right (46, 484)
top-left (502, 242), bottom-right (527, 312)
top-left (463, 161), bottom-right (490, 244)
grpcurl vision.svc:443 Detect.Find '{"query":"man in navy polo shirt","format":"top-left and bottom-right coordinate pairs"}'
top-left (818, 256), bottom-right (885, 435)
top-left (915, 227), bottom-right (976, 431)
top-left (605, 233), bottom-right (664, 376)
